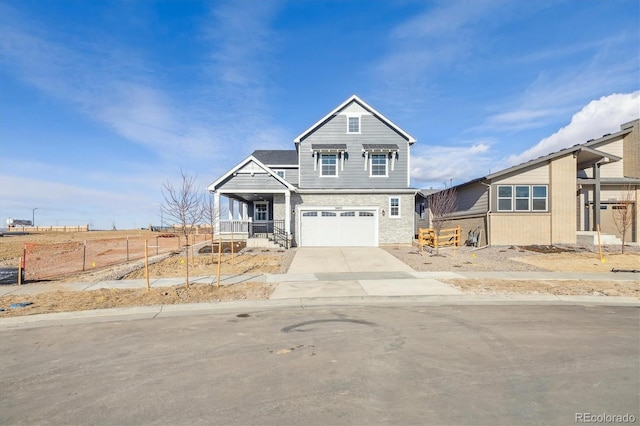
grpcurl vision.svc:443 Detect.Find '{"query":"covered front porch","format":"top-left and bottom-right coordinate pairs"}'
top-left (211, 190), bottom-right (293, 248)
top-left (207, 154), bottom-right (297, 249)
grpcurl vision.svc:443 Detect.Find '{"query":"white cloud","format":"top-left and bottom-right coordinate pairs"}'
top-left (481, 49), bottom-right (639, 133)
top-left (411, 141), bottom-right (493, 188)
top-left (0, 2), bottom-right (289, 166)
top-left (506, 91), bottom-right (640, 166)
top-left (371, 0), bottom-right (518, 113)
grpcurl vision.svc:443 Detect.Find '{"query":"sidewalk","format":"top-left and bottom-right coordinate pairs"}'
top-left (1, 270), bottom-right (637, 298)
top-left (1, 270), bottom-right (638, 328)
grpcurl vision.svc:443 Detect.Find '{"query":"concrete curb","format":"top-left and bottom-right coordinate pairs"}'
top-left (1, 295), bottom-right (637, 329)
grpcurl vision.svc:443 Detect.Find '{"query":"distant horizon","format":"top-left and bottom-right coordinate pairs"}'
top-left (1, 0), bottom-right (638, 230)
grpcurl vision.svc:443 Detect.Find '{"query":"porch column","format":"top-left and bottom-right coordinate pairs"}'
top-left (593, 164), bottom-right (601, 231)
top-left (242, 202), bottom-right (248, 221)
top-left (284, 191), bottom-right (291, 235)
top-left (228, 199), bottom-right (234, 220)
top-left (213, 191), bottom-right (220, 235)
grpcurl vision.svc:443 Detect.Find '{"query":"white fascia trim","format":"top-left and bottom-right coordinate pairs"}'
top-left (296, 188), bottom-right (417, 194)
top-left (407, 143), bottom-right (411, 187)
top-left (265, 165), bottom-right (299, 168)
top-left (208, 155), bottom-right (296, 192)
top-left (294, 94), bottom-right (417, 144)
top-left (217, 189), bottom-right (293, 196)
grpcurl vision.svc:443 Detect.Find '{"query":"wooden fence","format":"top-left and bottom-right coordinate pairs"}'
top-left (418, 226), bottom-right (461, 252)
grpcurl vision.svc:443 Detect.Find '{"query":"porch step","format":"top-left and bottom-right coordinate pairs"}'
top-left (246, 237), bottom-right (282, 249)
top-left (576, 231), bottom-right (621, 245)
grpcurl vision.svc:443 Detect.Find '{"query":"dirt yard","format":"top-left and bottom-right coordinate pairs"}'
top-left (382, 244), bottom-right (640, 273)
top-left (1, 232), bottom-right (638, 318)
top-left (443, 279), bottom-right (639, 298)
top-left (383, 243), bottom-right (640, 299)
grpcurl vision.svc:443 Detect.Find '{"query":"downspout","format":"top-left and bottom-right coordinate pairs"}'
top-left (479, 180), bottom-right (492, 246)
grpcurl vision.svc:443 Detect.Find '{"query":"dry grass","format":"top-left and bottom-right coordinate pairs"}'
top-left (444, 279), bottom-right (640, 298)
top-left (0, 282), bottom-right (274, 317)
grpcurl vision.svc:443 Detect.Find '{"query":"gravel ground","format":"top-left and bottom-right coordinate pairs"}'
top-left (382, 243), bottom-right (640, 272)
top-left (382, 244), bottom-right (546, 272)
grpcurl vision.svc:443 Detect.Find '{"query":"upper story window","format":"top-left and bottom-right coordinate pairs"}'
top-left (389, 197), bottom-right (400, 218)
top-left (497, 185), bottom-right (548, 212)
top-left (370, 154), bottom-right (388, 176)
top-left (362, 144), bottom-right (399, 174)
top-left (321, 154), bottom-right (337, 176)
top-left (347, 116), bottom-right (360, 134)
top-left (274, 170), bottom-right (286, 179)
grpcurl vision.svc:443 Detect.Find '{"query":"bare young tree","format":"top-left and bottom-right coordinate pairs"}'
top-left (428, 186), bottom-right (458, 255)
top-left (611, 185), bottom-right (636, 254)
top-left (202, 192), bottom-right (221, 260)
top-left (161, 169), bottom-right (206, 287)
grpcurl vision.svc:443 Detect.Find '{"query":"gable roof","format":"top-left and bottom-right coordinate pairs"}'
top-left (207, 155), bottom-right (296, 191)
top-left (251, 150), bottom-right (298, 166)
top-left (450, 142), bottom-right (623, 193)
top-left (485, 144), bottom-right (621, 181)
top-left (294, 94), bottom-right (417, 144)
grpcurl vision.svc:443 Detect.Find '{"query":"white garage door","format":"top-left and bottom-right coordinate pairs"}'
top-left (299, 209), bottom-right (377, 246)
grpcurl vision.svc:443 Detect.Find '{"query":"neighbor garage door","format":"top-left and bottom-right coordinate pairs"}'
top-left (299, 209), bottom-right (377, 246)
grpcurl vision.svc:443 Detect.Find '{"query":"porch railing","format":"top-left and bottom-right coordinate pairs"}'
top-left (272, 220), bottom-right (289, 249)
top-left (219, 220), bottom-right (249, 233)
top-left (218, 220), bottom-right (290, 249)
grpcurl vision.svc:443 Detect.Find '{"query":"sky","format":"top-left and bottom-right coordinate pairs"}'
top-left (0, 0), bottom-right (638, 230)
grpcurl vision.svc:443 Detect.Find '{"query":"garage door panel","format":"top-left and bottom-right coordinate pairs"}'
top-left (300, 209), bottom-right (377, 247)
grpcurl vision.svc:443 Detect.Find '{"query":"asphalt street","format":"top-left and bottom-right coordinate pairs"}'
top-left (1, 303), bottom-right (638, 425)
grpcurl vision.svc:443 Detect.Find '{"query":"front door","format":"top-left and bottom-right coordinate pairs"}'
top-left (254, 201), bottom-right (268, 222)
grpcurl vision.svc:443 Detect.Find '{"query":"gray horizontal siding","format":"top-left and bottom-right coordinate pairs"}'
top-left (450, 182), bottom-right (489, 217)
top-left (217, 173), bottom-right (288, 191)
top-left (282, 168), bottom-right (299, 185)
top-left (299, 114), bottom-right (410, 189)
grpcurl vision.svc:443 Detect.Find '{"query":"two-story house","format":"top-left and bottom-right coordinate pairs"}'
top-left (208, 95), bottom-right (418, 247)
top-left (426, 119), bottom-right (640, 247)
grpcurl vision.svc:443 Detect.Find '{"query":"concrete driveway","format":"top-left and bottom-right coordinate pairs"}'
top-left (287, 247), bottom-right (414, 273)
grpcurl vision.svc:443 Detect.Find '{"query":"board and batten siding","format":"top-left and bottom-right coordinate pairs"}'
top-left (298, 114), bottom-right (410, 189)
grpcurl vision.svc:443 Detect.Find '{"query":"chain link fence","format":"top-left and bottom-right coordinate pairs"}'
top-left (23, 234), bottom-right (213, 281)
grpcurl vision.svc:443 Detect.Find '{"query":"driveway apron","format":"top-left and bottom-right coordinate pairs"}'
top-left (287, 247), bottom-right (414, 274)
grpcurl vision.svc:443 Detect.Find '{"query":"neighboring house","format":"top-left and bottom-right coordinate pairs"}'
top-left (427, 119), bottom-right (640, 246)
top-left (208, 95), bottom-right (418, 247)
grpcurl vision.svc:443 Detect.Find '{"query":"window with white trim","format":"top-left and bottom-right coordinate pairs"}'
top-left (389, 197), bottom-right (400, 218)
top-left (497, 185), bottom-right (548, 212)
top-left (320, 154), bottom-right (337, 176)
top-left (321, 211), bottom-right (336, 217)
top-left (370, 154), bottom-right (387, 176)
top-left (347, 116), bottom-right (360, 133)
top-left (515, 186), bottom-right (530, 211)
top-left (497, 186), bottom-right (512, 211)
top-left (275, 170), bottom-right (285, 178)
top-left (532, 186), bottom-right (547, 211)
